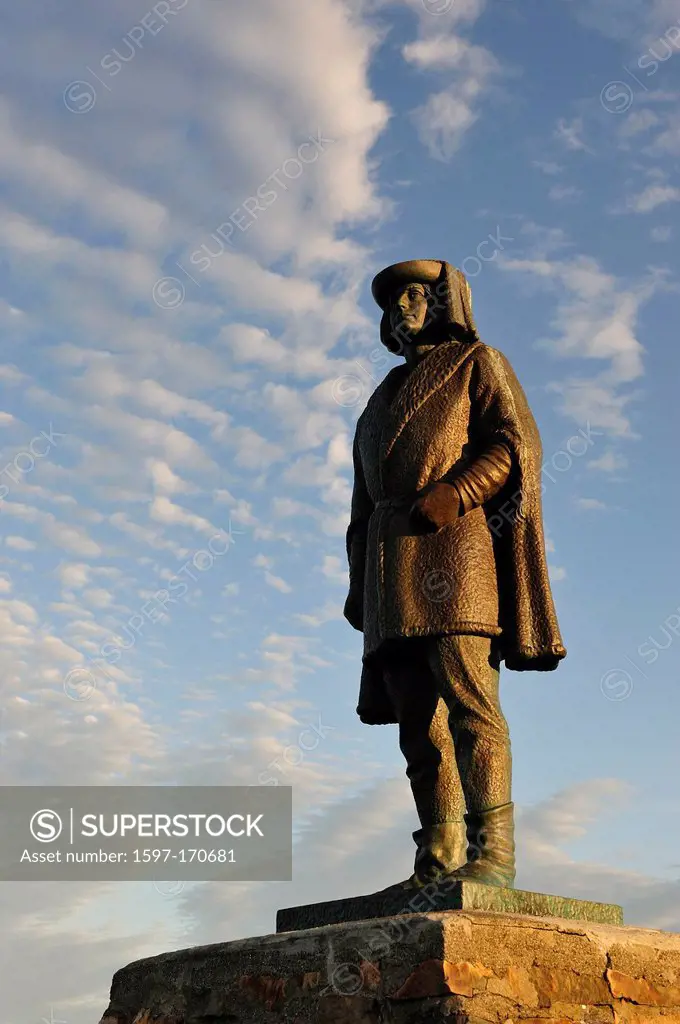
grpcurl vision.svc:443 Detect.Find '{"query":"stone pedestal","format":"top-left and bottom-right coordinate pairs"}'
top-left (98, 909), bottom-right (680, 1023)
top-left (277, 880), bottom-right (624, 932)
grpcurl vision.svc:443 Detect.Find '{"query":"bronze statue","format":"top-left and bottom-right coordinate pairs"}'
top-left (343, 260), bottom-right (566, 892)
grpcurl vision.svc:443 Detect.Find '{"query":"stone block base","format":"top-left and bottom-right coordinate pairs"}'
top-left (98, 910), bottom-right (680, 1023)
top-left (277, 880), bottom-right (623, 932)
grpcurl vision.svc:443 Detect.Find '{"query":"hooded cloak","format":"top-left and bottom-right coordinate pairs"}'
top-left (345, 260), bottom-right (566, 725)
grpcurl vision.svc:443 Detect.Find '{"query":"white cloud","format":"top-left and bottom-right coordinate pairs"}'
top-left (619, 108), bottom-right (660, 140)
top-left (294, 600), bottom-right (343, 626)
top-left (588, 450), bottom-right (628, 473)
top-left (219, 323), bottom-right (290, 369)
top-left (501, 248), bottom-right (663, 436)
top-left (575, 497), bottom-right (608, 511)
top-left (56, 563), bottom-right (91, 590)
top-left (533, 160), bottom-right (562, 175)
top-left (0, 1), bottom-right (394, 1014)
top-left (43, 517), bottom-right (102, 559)
top-left (82, 587), bottom-right (114, 609)
top-left (149, 495), bottom-right (224, 540)
top-left (625, 182), bottom-right (680, 212)
top-left (5, 536), bottom-right (36, 551)
top-left (650, 108), bottom-right (680, 155)
top-left (548, 184), bottom-right (583, 203)
top-left (0, 98), bottom-right (169, 249)
top-left (264, 570), bottom-right (293, 594)
top-left (569, 0), bottom-right (680, 44)
top-left (400, 5), bottom-right (500, 162)
top-left (411, 89), bottom-right (479, 161)
top-left (320, 554), bottom-right (347, 586)
top-left (147, 459), bottom-right (193, 496)
top-left (554, 117), bottom-right (588, 152)
top-left (403, 35), bottom-right (490, 72)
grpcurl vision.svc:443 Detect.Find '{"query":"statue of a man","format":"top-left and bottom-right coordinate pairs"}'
top-left (343, 260), bottom-right (566, 892)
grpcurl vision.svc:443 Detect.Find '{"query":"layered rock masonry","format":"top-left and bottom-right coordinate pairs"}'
top-left (98, 910), bottom-right (680, 1023)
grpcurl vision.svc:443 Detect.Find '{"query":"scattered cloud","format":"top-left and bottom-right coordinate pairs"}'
top-left (587, 450), bottom-right (628, 473)
top-left (625, 182), bottom-right (680, 213)
top-left (501, 245), bottom-right (663, 437)
top-left (554, 117), bottom-right (588, 153)
top-left (575, 497), bottom-right (608, 511)
top-left (400, 1), bottom-right (502, 162)
top-left (548, 184), bottom-right (583, 203)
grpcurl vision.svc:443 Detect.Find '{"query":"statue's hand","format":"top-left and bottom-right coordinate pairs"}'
top-left (409, 482), bottom-right (461, 533)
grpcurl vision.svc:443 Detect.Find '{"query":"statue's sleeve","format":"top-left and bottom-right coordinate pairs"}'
top-left (463, 344), bottom-right (544, 522)
top-left (447, 442), bottom-right (513, 515)
top-left (343, 432), bottom-right (373, 631)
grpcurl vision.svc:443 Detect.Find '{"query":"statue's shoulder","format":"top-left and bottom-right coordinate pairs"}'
top-left (440, 340), bottom-right (507, 369)
top-left (470, 341), bottom-right (507, 364)
top-left (365, 365), bottom-right (404, 408)
top-left (354, 366), bottom-right (397, 431)
top-left (468, 341), bottom-right (517, 380)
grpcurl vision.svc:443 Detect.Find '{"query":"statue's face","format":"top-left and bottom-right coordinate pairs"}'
top-left (388, 282), bottom-right (429, 341)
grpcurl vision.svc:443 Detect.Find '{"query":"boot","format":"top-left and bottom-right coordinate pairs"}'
top-left (412, 821), bottom-right (467, 885)
top-left (376, 821), bottom-right (465, 893)
top-left (448, 802), bottom-right (515, 888)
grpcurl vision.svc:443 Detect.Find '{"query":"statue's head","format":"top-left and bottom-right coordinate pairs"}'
top-left (389, 281), bottom-right (432, 340)
top-left (371, 260), bottom-right (479, 356)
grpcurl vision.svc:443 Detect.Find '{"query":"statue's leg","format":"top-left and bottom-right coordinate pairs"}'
top-left (425, 633), bottom-right (515, 887)
top-left (379, 638), bottom-right (466, 888)
top-left (426, 634), bottom-right (511, 811)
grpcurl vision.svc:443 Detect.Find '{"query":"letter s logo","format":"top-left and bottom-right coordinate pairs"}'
top-left (30, 809), bottom-right (63, 842)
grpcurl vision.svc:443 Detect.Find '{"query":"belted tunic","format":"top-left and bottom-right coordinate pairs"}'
top-left (343, 338), bottom-right (566, 724)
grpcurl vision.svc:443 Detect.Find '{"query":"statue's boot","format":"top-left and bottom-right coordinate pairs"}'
top-left (375, 819), bottom-right (465, 893)
top-left (446, 801), bottom-right (516, 888)
top-left (411, 819), bottom-right (467, 885)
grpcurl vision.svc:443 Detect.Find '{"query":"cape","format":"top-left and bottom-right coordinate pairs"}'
top-left (343, 340), bottom-right (567, 725)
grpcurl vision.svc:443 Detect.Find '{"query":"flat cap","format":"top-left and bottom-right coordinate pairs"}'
top-left (371, 260), bottom-right (444, 311)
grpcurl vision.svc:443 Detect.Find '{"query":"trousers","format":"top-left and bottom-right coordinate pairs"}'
top-left (380, 633), bottom-right (512, 826)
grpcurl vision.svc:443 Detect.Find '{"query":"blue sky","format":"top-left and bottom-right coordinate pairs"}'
top-left (1, 0), bottom-right (680, 1020)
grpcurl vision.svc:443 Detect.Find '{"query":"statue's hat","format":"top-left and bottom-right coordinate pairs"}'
top-left (371, 259), bottom-right (443, 311)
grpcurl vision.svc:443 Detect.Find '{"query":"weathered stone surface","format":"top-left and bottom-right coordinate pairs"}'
top-left (608, 968), bottom-right (680, 1007)
top-left (314, 995), bottom-right (381, 1022)
top-left (97, 910), bottom-right (680, 1024)
top-left (390, 959), bottom-right (492, 999)
top-left (532, 964), bottom-right (611, 1006)
top-left (239, 974), bottom-right (287, 1010)
top-left (276, 880), bottom-right (624, 932)
top-left (517, 1019), bottom-right (578, 1024)
top-left (613, 1007), bottom-right (680, 1023)
top-left (486, 964), bottom-right (539, 1006)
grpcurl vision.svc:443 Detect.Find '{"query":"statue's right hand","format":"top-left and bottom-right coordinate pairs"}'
top-left (409, 482), bottom-right (461, 533)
